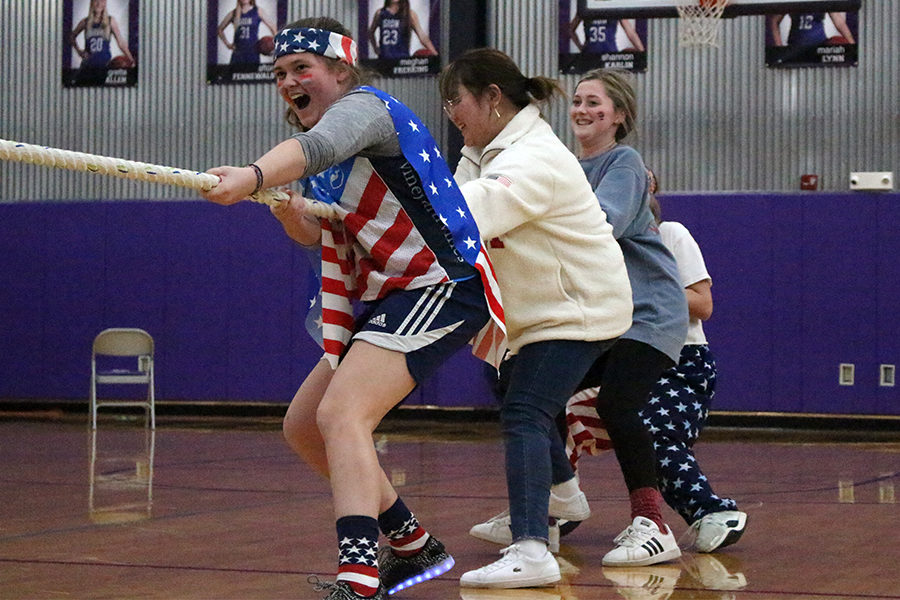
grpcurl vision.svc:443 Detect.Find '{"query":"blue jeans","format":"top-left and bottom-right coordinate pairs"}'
top-left (501, 339), bottom-right (615, 543)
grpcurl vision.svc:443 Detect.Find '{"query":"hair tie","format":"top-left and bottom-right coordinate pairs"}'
top-left (248, 163), bottom-right (264, 194)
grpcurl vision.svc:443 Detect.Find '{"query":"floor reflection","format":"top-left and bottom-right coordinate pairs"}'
top-left (88, 427), bottom-right (155, 523)
top-left (680, 553), bottom-right (747, 593)
top-left (459, 587), bottom-right (571, 599)
top-left (878, 473), bottom-right (896, 503)
top-left (602, 563), bottom-right (682, 600)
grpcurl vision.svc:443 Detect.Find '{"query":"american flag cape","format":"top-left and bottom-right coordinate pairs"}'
top-left (565, 386), bottom-right (613, 470)
top-left (303, 86), bottom-right (506, 370)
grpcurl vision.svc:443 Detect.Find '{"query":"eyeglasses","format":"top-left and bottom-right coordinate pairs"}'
top-left (442, 96), bottom-right (462, 117)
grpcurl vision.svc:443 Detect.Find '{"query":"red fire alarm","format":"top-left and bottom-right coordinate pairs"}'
top-left (800, 174), bottom-right (819, 190)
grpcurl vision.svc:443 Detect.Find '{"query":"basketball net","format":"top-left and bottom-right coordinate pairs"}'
top-left (676, 0), bottom-right (729, 48)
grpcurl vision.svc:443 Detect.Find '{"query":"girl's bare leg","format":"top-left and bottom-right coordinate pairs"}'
top-left (283, 350), bottom-right (405, 515)
top-left (282, 358), bottom-right (333, 477)
top-left (316, 341), bottom-right (415, 519)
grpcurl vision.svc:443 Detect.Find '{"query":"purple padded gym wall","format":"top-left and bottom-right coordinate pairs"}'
top-left (0, 192), bottom-right (897, 415)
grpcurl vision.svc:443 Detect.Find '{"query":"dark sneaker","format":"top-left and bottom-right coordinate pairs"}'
top-left (378, 535), bottom-right (455, 594)
top-left (308, 576), bottom-right (386, 600)
top-left (557, 518), bottom-right (583, 537)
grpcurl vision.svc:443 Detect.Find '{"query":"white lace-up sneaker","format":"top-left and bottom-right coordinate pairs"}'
top-left (690, 510), bottom-right (747, 553)
top-left (460, 543), bottom-right (561, 588)
top-left (548, 487), bottom-right (591, 521)
top-left (468, 510), bottom-right (561, 553)
top-left (468, 486), bottom-right (588, 552)
top-left (602, 517), bottom-right (682, 567)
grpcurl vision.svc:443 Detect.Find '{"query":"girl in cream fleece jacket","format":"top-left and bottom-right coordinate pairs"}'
top-left (455, 102), bottom-right (632, 352)
top-left (441, 48), bottom-right (634, 590)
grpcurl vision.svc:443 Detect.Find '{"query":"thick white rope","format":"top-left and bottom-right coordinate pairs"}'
top-left (0, 138), bottom-right (337, 220)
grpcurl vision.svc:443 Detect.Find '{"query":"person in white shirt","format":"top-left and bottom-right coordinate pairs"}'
top-left (646, 170), bottom-right (747, 553)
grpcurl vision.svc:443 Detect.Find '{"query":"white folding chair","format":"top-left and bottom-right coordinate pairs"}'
top-left (90, 328), bottom-right (156, 429)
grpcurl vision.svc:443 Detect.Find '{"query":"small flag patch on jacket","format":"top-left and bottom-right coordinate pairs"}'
top-left (486, 174), bottom-right (512, 187)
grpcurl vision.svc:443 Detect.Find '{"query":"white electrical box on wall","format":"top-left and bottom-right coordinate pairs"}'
top-left (839, 363), bottom-right (855, 386)
top-left (849, 172), bottom-right (894, 190)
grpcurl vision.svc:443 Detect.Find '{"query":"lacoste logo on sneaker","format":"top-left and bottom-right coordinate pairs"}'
top-left (368, 313), bottom-right (388, 327)
top-left (513, 567), bottom-right (522, 572)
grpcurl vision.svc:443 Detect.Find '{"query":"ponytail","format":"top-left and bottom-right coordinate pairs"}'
top-left (441, 48), bottom-right (564, 110)
top-left (525, 76), bottom-right (564, 104)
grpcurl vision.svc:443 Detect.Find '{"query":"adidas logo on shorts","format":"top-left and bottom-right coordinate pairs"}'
top-left (368, 313), bottom-right (388, 328)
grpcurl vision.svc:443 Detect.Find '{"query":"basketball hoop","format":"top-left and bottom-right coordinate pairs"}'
top-left (676, 0), bottom-right (729, 48)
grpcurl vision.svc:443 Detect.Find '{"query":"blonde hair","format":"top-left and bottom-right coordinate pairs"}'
top-left (88, 0), bottom-right (110, 34)
top-left (576, 69), bottom-right (637, 141)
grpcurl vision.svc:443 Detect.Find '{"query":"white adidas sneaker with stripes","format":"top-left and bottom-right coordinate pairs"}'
top-left (602, 517), bottom-right (681, 567)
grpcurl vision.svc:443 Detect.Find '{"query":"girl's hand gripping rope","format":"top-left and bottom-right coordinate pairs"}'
top-left (203, 165), bottom-right (265, 206)
top-left (269, 189), bottom-right (323, 246)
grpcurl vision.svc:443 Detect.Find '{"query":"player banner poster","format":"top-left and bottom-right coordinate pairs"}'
top-left (559, 0), bottom-right (648, 74)
top-left (207, 0), bottom-right (288, 85)
top-left (357, 1), bottom-right (441, 77)
top-left (765, 10), bottom-right (859, 68)
top-left (63, 0), bottom-right (139, 88)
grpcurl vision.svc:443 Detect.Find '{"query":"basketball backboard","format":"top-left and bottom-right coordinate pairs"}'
top-left (577, 0), bottom-right (862, 18)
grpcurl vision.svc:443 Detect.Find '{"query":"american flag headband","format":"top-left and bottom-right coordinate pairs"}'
top-left (274, 27), bottom-right (358, 65)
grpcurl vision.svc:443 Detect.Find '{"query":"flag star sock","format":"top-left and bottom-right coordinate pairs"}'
top-left (630, 487), bottom-right (668, 533)
top-left (378, 496), bottom-right (430, 556)
top-left (336, 515), bottom-right (381, 597)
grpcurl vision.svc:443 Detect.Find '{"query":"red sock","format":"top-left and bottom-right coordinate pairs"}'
top-left (630, 487), bottom-right (667, 533)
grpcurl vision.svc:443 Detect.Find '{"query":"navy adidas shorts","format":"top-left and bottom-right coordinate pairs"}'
top-left (348, 276), bottom-right (490, 384)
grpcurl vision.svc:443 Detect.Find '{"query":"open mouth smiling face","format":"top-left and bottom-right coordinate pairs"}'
top-left (290, 92), bottom-right (311, 111)
top-left (274, 52), bottom-right (346, 129)
top-left (275, 54), bottom-right (317, 117)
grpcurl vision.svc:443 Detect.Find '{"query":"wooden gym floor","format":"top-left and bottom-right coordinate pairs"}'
top-left (0, 414), bottom-right (898, 600)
